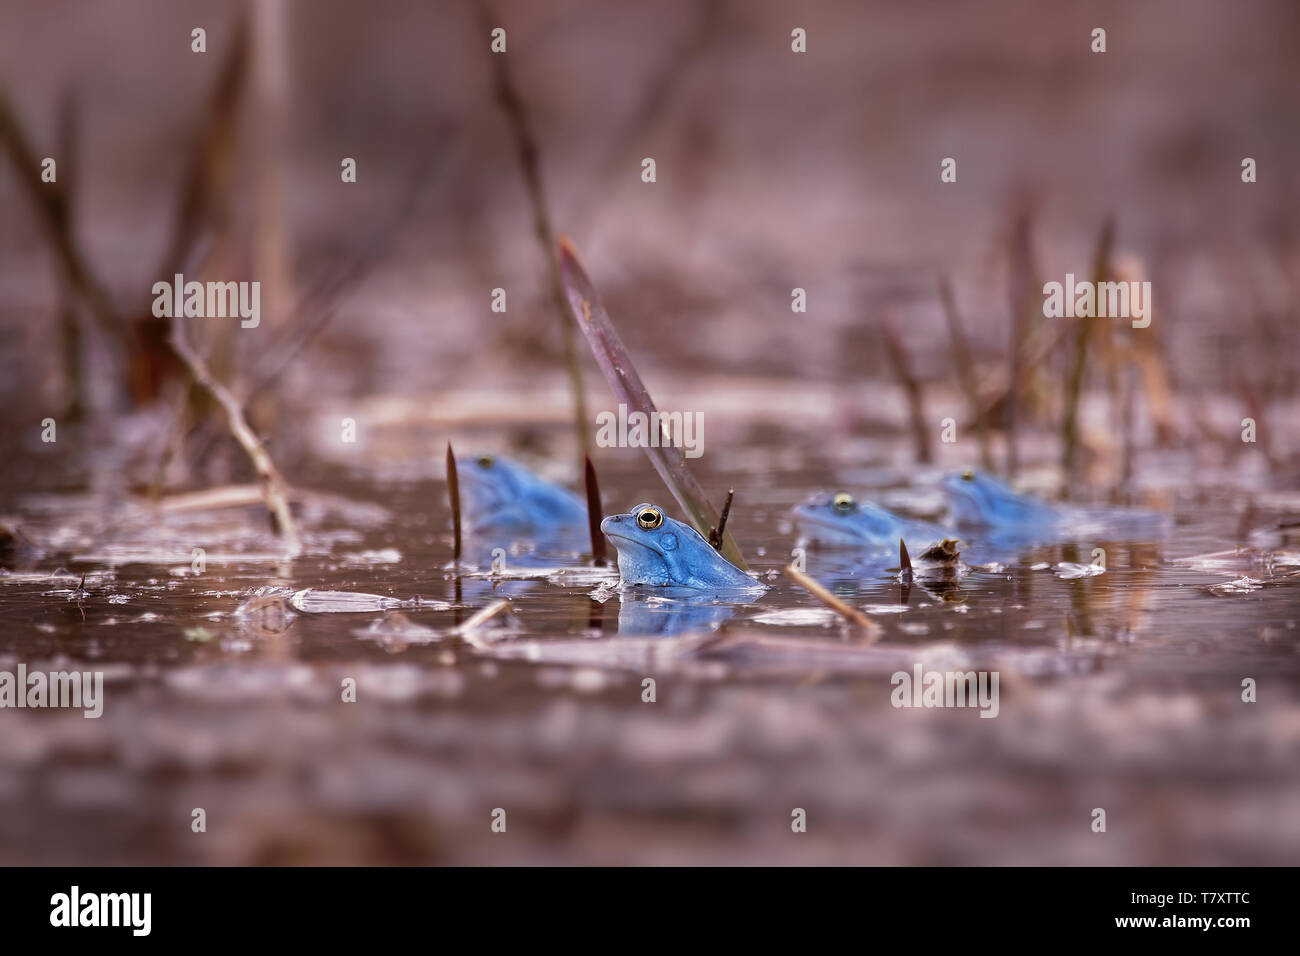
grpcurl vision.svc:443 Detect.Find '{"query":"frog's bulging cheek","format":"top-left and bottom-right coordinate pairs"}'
top-left (615, 546), bottom-right (672, 586)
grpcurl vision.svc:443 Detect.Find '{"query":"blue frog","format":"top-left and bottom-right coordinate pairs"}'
top-left (942, 470), bottom-right (1061, 532)
top-left (941, 469), bottom-right (1171, 558)
top-left (456, 454), bottom-right (587, 534)
top-left (794, 491), bottom-right (952, 556)
top-left (600, 503), bottom-right (764, 591)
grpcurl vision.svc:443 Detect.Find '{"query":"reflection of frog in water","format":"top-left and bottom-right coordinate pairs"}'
top-left (794, 491), bottom-right (952, 557)
top-left (614, 594), bottom-right (738, 636)
top-left (457, 454), bottom-right (587, 534)
top-left (601, 503), bottom-right (765, 591)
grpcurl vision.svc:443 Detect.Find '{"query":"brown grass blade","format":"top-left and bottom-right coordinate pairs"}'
top-left (584, 454), bottom-right (607, 565)
top-left (558, 237), bottom-right (747, 569)
top-left (446, 443), bottom-right (462, 563)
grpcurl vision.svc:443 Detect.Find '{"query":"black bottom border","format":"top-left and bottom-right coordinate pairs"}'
top-left (0, 865), bottom-right (1283, 942)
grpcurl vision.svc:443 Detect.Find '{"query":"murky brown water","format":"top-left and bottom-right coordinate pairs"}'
top-left (3, 423), bottom-right (1298, 865)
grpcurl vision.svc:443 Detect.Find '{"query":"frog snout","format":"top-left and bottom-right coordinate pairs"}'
top-left (599, 515), bottom-right (621, 535)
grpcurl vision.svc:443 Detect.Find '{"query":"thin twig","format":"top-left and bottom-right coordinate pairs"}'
top-left (784, 565), bottom-right (881, 639)
top-left (167, 317), bottom-right (300, 554)
top-left (708, 489), bottom-right (734, 550)
top-left (456, 598), bottom-right (511, 649)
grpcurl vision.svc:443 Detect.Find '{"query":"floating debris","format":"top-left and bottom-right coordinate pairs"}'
top-left (750, 608), bottom-right (839, 627)
top-left (354, 613), bottom-right (443, 648)
top-left (289, 589), bottom-right (449, 614)
top-left (234, 588), bottom-right (297, 637)
top-left (1209, 576), bottom-right (1265, 595)
top-left (1054, 562), bottom-right (1106, 579)
top-left (482, 632), bottom-right (718, 671)
top-left (1173, 548), bottom-right (1257, 572)
top-left (74, 548), bottom-right (296, 567)
top-left (918, 538), bottom-right (963, 565)
top-left (465, 564), bottom-right (618, 586)
top-left (455, 599), bottom-right (513, 648)
top-left (1, 568), bottom-right (113, 586)
top-left (340, 548), bottom-right (403, 566)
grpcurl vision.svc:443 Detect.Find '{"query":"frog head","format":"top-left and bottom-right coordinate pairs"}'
top-left (600, 503), bottom-right (761, 590)
top-left (794, 491), bottom-right (911, 547)
top-left (942, 469), bottom-right (1057, 529)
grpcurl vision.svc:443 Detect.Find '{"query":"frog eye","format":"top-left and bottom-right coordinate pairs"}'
top-left (961, 469), bottom-right (975, 482)
top-left (832, 492), bottom-right (856, 514)
top-left (636, 507), bottom-right (664, 530)
top-left (477, 455), bottom-right (494, 468)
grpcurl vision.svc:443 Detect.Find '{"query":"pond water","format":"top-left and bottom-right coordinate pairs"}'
top-left (2, 426), bottom-right (1297, 865)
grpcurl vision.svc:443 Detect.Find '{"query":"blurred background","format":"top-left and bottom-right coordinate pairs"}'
top-left (0, 0), bottom-right (1297, 865)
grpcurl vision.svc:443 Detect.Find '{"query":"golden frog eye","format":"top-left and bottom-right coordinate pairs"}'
top-left (636, 507), bottom-right (664, 530)
top-left (832, 492), bottom-right (856, 514)
top-left (961, 469), bottom-right (975, 482)
top-left (477, 455), bottom-right (494, 468)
